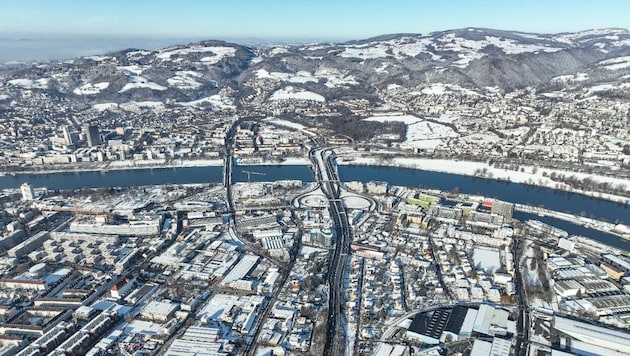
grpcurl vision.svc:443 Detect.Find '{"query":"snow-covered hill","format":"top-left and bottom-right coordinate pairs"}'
top-left (1, 28), bottom-right (628, 114)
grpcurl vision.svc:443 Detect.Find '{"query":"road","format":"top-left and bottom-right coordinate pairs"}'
top-left (513, 237), bottom-right (530, 356)
top-left (310, 148), bottom-right (352, 356)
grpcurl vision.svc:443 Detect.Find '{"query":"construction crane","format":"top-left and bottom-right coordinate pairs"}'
top-left (242, 170), bottom-right (266, 184)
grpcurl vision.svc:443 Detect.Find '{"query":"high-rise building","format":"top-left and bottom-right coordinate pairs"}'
top-left (21, 183), bottom-right (35, 201)
top-left (490, 200), bottom-right (514, 219)
top-left (85, 125), bottom-right (101, 147)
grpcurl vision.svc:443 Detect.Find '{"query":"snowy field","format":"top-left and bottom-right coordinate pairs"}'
top-left (552, 72), bottom-right (589, 82)
top-left (167, 71), bottom-right (204, 89)
top-left (269, 86), bottom-right (325, 102)
top-left (73, 82), bottom-right (109, 95)
top-left (521, 240), bottom-right (541, 286)
top-left (117, 64), bottom-right (147, 75)
top-left (119, 101), bottom-right (164, 110)
top-left (263, 117), bottom-right (310, 132)
top-left (176, 95), bottom-right (235, 110)
top-left (8, 78), bottom-right (50, 89)
top-left (255, 68), bottom-right (357, 88)
top-left (157, 45), bottom-right (236, 65)
top-left (92, 102), bottom-right (119, 111)
top-left (119, 75), bottom-right (166, 92)
top-left (420, 83), bottom-right (480, 96)
top-left (336, 32), bottom-right (562, 67)
top-left (473, 248), bottom-right (501, 272)
top-left (364, 114), bottom-right (458, 149)
top-left (587, 82), bottom-right (630, 95)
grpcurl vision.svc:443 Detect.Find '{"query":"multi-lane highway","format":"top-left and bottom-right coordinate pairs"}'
top-left (310, 147), bottom-right (352, 355)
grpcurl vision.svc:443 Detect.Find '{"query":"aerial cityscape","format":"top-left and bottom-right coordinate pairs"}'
top-left (0, 1), bottom-right (629, 356)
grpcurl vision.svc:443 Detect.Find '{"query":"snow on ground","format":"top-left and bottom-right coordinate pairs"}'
top-left (340, 33), bottom-right (560, 65)
top-left (157, 45), bottom-right (236, 64)
top-left (8, 78), bottom-right (50, 89)
top-left (0, 94), bottom-right (9, 100)
top-left (83, 55), bottom-right (110, 61)
top-left (554, 28), bottom-right (627, 43)
top-left (587, 82), bottom-right (630, 94)
top-left (126, 50), bottom-right (151, 60)
top-left (278, 157), bottom-right (311, 165)
top-left (176, 95), bottom-right (235, 110)
top-left (541, 92), bottom-right (564, 98)
top-left (178, 159), bottom-right (223, 167)
top-left (119, 101), bottom-right (164, 110)
top-left (255, 68), bottom-right (357, 88)
top-left (262, 117), bottom-right (316, 137)
top-left (374, 63), bottom-right (391, 73)
top-left (255, 69), bottom-right (317, 83)
top-left (598, 56), bottom-right (630, 70)
top-left (339, 36), bottom-right (436, 60)
top-left (167, 71), bottom-right (204, 89)
top-left (339, 44), bottom-right (390, 59)
top-left (364, 114), bottom-right (422, 125)
top-left (613, 39), bottom-right (630, 47)
top-left (73, 82), bottom-right (109, 95)
top-left (364, 114), bottom-right (458, 149)
top-left (268, 47), bottom-right (289, 56)
top-left (406, 121), bottom-right (458, 143)
top-left (269, 86), bottom-right (325, 102)
top-left (117, 65), bottom-right (147, 75)
top-left (337, 154), bottom-right (630, 202)
top-left (300, 245), bottom-right (326, 257)
top-left (107, 159), bottom-right (222, 170)
top-left (460, 132), bottom-right (501, 145)
top-left (119, 75), bottom-right (167, 92)
top-left (421, 83), bottom-right (480, 96)
top-left (473, 248), bottom-right (501, 272)
top-left (340, 190), bottom-right (372, 210)
top-left (552, 72), bottom-right (589, 82)
top-left (428, 114), bottom-right (458, 124)
top-left (263, 117), bottom-right (308, 131)
top-left (92, 103), bottom-right (118, 111)
top-left (484, 36), bottom-right (562, 54)
top-left (315, 67), bottom-right (358, 87)
top-left (498, 126), bottom-right (530, 139)
top-left (521, 240), bottom-right (541, 286)
top-left (254, 346), bottom-right (285, 356)
top-left (346, 322), bottom-right (357, 356)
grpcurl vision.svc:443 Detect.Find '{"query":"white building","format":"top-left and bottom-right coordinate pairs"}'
top-left (21, 183), bottom-right (35, 201)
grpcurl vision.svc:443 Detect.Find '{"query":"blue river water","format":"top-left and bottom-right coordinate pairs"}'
top-left (0, 165), bottom-right (315, 190)
top-left (0, 167), bottom-right (225, 190)
top-left (337, 165), bottom-right (628, 225)
top-left (0, 164), bottom-right (627, 250)
top-left (512, 211), bottom-right (627, 250)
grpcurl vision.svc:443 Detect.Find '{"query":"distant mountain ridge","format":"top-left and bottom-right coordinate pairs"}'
top-left (1, 28), bottom-right (629, 112)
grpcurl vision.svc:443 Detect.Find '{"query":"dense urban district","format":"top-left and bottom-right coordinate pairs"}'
top-left (0, 28), bottom-right (629, 356)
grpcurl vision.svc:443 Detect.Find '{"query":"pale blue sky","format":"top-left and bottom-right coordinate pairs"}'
top-left (1, 0), bottom-right (628, 41)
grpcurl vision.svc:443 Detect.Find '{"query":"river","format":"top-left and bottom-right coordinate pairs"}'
top-left (0, 164), bottom-right (627, 250)
top-left (337, 165), bottom-right (628, 225)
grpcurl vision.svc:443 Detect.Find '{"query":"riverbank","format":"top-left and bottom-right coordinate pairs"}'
top-left (234, 157), bottom-right (312, 166)
top-left (0, 156), bottom-right (314, 177)
top-left (514, 204), bottom-right (630, 242)
top-left (0, 158), bottom-right (225, 176)
top-left (336, 154), bottom-right (630, 205)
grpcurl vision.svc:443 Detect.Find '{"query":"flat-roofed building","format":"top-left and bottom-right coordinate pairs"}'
top-left (554, 315), bottom-right (630, 355)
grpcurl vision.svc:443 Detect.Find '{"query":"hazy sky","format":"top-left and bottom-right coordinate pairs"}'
top-left (1, 0), bottom-right (629, 40)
